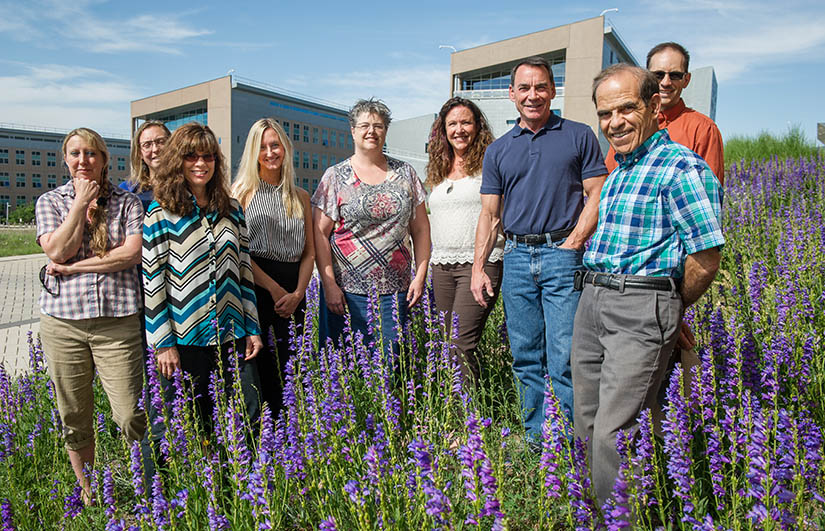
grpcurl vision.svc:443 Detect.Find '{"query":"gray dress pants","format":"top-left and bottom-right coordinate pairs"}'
top-left (571, 283), bottom-right (682, 506)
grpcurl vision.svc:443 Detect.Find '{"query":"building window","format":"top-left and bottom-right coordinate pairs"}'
top-left (331, 131), bottom-right (337, 148)
top-left (312, 128), bottom-right (319, 144)
top-left (32, 174), bottom-right (42, 188)
top-left (302, 153), bottom-right (309, 169)
top-left (47, 175), bottom-right (57, 189)
top-left (303, 125), bottom-right (309, 143)
top-left (302, 178), bottom-right (309, 188)
top-left (16, 174), bottom-right (26, 187)
top-left (0, 173), bottom-right (8, 187)
top-left (322, 129), bottom-right (328, 146)
top-left (32, 151), bottom-right (41, 166)
top-left (330, 156), bottom-right (336, 166)
top-left (0, 195), bottom-right (9, 208)
top-left (47, 152), bottom-right (56, 167)
top-left (283, 121), bottom-right (289, 134)
top-left (16, 151), bottom-right (25, 165)
top-left (321, 155), bottom-right (327, 169)
top-left (339, 132), bottom-right (346, 149)
top-left (63, 175), bottom-right (71, 184)
top-left (346, 135), bottom-right (352, 149)
top-left (293, 124), bottom-right (300, 142)
top-left (312, 154), bottom-right (318, 170)
top-left (17, 197), bottom-right (26, 206)
top-left (0, 149), bottom-right (7, 164)
top-left (117, 157), bottom-right (126, 171)
top-left (293, 151), bottom-right (300, 169)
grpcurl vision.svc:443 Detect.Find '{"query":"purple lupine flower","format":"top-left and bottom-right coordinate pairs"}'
top-left (1, 498), bottom-right (14, 530)
top-left (408, 438), bottom-right (452, 523)
top-left (151, 474), bottom-right (170, 529)
top-left (103, 467), bottom-right (116, 519)
top-left (459, 411), bottom-right (504, 526)
top-left (662, 365), bottom-right (698, 526)
top-left (566, 438), bottom-right (598, 528)
top-left (540, 378), bottom-right (568, 500)
top-left (63, 484), bottom-right (84, 519)
top-left (602, 430), bottom-right (632, 530)
top-left (318, 516), bottom-right (337, 531)
top-left (745, 406), bottom-right (773, 525)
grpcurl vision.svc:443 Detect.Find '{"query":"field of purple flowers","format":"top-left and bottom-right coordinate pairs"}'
top-left (1, 155), bottom-right (824, 530)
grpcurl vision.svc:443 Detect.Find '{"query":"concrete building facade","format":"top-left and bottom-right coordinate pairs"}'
top-left (131, 76), bottom-right (354, 193)
top-left (0, 124), bottom-right (130, 219)
top-left (682, 66), bottom-right (718, 122)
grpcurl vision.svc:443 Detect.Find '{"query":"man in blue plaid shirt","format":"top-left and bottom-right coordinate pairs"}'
top-left (572, 63), bottom-right (724, 507)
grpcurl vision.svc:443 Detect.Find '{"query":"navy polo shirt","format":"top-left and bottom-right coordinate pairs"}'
top-left (481, 114), bottom-right (607, 235)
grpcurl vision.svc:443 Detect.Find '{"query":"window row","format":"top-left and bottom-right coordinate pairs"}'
top-left (0, 195), bottom-right (39, 207)
top-left (279, 121), bottom-right (353, 150)
top-left (292, 152), bottom-right (340, 171)
top-left (0, 149), bottom-right (126, 170)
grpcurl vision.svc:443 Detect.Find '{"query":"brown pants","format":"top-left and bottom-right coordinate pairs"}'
top-left (40, 313), bottom-right (146, 450)
top-left (431, 262), bottom-right (502, 387)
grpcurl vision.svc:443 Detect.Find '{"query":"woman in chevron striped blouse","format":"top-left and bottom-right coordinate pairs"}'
top-left (231, 118), bottom-right (314, 420)
top-left (141, 123), bottom-right (263, 478)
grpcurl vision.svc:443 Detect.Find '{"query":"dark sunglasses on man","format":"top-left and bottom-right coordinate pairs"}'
top-left (39, 264), bottom-right (59, 297)
top-left (651, 70), bottom-right (686, 81)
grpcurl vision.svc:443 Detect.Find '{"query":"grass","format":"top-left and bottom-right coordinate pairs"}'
top-left (0, 228), bottom-right (40, 258)
top-left (725, 124), bottom-right (821, 167)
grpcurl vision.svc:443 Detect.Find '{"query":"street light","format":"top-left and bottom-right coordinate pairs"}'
top-left (438, 45), bottom-right (457, 53)
top-left (600, 8), bottom-right (618, 16)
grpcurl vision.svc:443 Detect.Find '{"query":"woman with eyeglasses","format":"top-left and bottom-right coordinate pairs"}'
top-left (35, 127), bottom-right (147, 504)
top-left (231, 118), bottom-right (314, 420)
top-left (121, 120), bottom-right (170, 211)
top-left (141, 123), bottom-right (263, 479)
top-left (312, 98), bottom-right (431, 361)
top-left (425, 97), bottom-right (503, 389)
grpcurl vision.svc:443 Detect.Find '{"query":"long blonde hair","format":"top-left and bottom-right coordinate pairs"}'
top-left (62, 128), bottom-right (111, 258)
top-left (231, 118), bottom-right (303, 218)
top-left (130, 120), bottom-right (170, 192)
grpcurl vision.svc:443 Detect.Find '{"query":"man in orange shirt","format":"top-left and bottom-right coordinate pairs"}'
top-left (604, 42), bottom-right (724, 184)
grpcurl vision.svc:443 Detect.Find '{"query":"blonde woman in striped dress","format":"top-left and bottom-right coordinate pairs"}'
top-left (232, 118), bottom-right (314, 420)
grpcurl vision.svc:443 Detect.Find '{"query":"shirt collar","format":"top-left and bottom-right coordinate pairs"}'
top-left (614, 129), bottom-right (670, 168)
top-left (659, 98), bottom-right (686, 126)
top-left (511, 113), bottom-right (561, 137)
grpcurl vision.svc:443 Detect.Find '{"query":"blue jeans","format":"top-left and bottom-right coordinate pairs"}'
top-left (501, 237), bottom-right (582, 439)
top-left (318, 287), bottom-right (408, 363)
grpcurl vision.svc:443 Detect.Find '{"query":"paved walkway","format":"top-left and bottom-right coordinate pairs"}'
top-left (0, 253), bottom-right (48, 377)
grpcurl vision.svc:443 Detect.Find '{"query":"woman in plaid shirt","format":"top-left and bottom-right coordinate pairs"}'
top-left (35, 127), bottom-right (147, 505)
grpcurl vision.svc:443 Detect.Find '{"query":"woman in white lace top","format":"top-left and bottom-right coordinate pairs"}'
top-left (426, 97), bottom-right (503, 388)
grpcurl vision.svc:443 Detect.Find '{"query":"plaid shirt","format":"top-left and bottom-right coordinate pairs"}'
top-left (35, 181), bottom-right (144, 319)
top-left (584, 130), bottom-right (724, 278)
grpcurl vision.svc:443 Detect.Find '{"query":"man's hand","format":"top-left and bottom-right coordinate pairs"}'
top-left (471, 269), bottom-right (494, 308)
top-left (155, 346), bottom-right (181, 380)
top-left (676, 321), bottom-right (696, 349)
top-left (245, 335), bottom-right (263, 360)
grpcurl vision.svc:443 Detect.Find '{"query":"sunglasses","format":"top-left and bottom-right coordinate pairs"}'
top-left (39, 265), bottom-right (59, 297)
top-left (183, 153), bottom-right (216, 163)
top-left (651, 70), bottom-right (686, 81)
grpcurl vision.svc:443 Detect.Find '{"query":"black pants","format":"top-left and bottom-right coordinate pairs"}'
top-left (140, 338), bottom-right (261, 483)
top-left (252, 256), bottom-right (305, 421)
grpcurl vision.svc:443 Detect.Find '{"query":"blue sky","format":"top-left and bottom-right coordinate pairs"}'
top-left (1, 0), bottom-right (823, 143)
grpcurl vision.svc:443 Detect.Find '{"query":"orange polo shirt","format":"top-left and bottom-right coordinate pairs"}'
top-left (604, 99), bottom-right (725, 185)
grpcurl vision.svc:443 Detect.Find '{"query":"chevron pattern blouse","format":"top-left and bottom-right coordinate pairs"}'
top-left (142, 197), bottom-right (261, 349)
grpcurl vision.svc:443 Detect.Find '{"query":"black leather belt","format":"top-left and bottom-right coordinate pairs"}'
top-left (505, 228), bottom-right (573, 245)
top-left (575, 270), bottom-right (679, 292)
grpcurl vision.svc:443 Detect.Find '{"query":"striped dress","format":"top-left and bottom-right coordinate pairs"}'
top-left (142, 197), bottom-right (261, 348)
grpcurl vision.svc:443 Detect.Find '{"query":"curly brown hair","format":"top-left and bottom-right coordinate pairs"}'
top-left (425, 97), bottom-right (494, 188)
top-left (152, 123), bottom-right (231, 217)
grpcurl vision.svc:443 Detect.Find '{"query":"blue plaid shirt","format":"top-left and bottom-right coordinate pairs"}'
top-left (584, 130), bottom-right (724, 278)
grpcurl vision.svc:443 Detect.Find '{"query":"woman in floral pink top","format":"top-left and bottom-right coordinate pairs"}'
top-left (312, 98), bottom-right (431, 360)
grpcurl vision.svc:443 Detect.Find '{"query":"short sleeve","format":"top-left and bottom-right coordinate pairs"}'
top-left (480, 144), bottom-right (503, 195)
top-left (579, 127), bottom-right (608, 180)
top-left (666, 163), bottom-right (725, 255)
top-left (123, 193), bottom-right (144, 236)
top-left (35, 192), bottom-right (61, 244)
top-left (310, 165), bottom-right (340, 222)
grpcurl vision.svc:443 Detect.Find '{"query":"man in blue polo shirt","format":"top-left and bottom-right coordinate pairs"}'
top-left (471, 56), bottom-right (607, 443)
top-left (573, 63), bottom-right (723, 506)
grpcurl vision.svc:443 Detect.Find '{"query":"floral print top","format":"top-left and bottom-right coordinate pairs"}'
top-left (311, 156), bottom-right (426, 295)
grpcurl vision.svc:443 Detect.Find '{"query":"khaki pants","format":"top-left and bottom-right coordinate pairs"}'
top-left (40, 313), bottom-right (146, 450)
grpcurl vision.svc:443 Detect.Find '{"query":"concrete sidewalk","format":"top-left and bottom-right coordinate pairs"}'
top-left (0, 253), bottom-right (48, 376)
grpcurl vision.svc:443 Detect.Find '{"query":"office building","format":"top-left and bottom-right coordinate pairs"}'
top-left (131, 76), bottom-right (354, 193)
top-left (0, 124), bottom-right (130, 216)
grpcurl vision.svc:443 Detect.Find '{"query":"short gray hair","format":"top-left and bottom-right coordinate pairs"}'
top-left (592, 64), bottom-right (659, 105)
top-left (349, 98), bottom-right (392, 128)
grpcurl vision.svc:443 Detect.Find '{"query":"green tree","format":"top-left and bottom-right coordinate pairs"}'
top-left (9, 202), bottom-right (36, 224)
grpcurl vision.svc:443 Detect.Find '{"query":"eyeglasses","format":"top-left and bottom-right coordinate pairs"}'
top-left (139, 137), bottom-right (168, 151)
top-left (183, 153), bottom-right (216, 163)
top-left (354, 123), bottom-right (387, 133)
top-left (39, 265), bottom-right (59, 297)
top-left (651, 70), bottom-right (686, 81)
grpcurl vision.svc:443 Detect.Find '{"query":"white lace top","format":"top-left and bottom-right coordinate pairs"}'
top-left (428, 175), bottom-right (504, 265)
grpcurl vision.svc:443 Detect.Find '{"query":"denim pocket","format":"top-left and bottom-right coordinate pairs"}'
top-left (553, 237), bottom-right (583, 254)
top-left (503, 238), bottom-right (515, 255)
